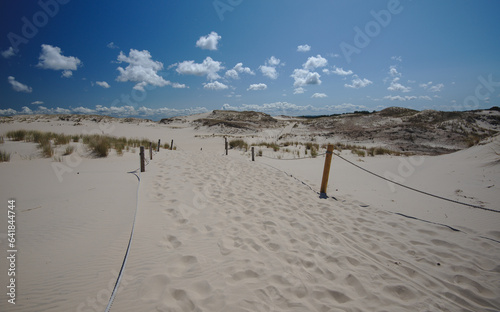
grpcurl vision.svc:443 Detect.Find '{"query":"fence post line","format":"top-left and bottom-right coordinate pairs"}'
top-left (320, 144), bottom-right (334, 196)
top-left (158, 139), bottom-right (160, 152)
top-left (140, 146), bottom-right (145, 172)
top-left (171, 140), bottom-right (173, 150)
top-left (225, 137), bottom-right (228, 155)
top-left (149, 142), bottom-right (153, 160)
top-left (252, 146), bottom-right (255, 161)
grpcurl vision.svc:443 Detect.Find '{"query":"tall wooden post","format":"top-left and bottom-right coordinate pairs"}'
top-left (320, 144), bottom-right (334, 196)
top-left (157, 139), bottom-right (161, 152)
top-left (170, 140), bottom-right (173, 150)
top-left (149, 142), bottom-right (153, 160)
top-left (140, 146), bottom-right (145, 172)
top-left (251, 146), bottom-right (255, 161)
top-left (225, 137), bottom-right (228, 155)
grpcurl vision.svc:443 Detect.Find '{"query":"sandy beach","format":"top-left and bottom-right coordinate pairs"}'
top-left (0, 112), bottom-right (499, 311)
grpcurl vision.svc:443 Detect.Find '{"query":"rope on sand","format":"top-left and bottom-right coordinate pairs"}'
top-left (105, 149), bottom-right (159, 311)
top-left (332, 152), bottom-right (500, 214)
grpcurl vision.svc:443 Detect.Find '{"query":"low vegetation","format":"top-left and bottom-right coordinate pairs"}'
top-left (4, 129), bottom-right (161, 159)
top-left (229, 139), bottom-right (249, 151)
top-left (0, 150), bottom-right (10, 162)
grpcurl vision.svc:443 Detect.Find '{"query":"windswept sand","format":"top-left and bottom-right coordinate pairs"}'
top-left (0, 116), bottom-right (499, 311)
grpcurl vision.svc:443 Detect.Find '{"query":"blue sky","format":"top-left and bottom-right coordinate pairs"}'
top-left (1, 0), bottom-right (499, 120)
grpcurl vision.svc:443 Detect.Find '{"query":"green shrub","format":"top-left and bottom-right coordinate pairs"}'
top-left (6, 130), bottom-right (27, 141)
top-left (465, 134), bottom-right (480, 147)
top-left (257, 142), bottom-right (280, 152)
top-left (0, 150), bottom-right (10, 162)
top-left (229, 139), bottom-right (248, 150)
top-left (86, 135), bottom-right (110, 157)
top-left (54, 133), bottom-right (71, 145)
top-left (351, 149), bottom-right (366, 157)
top-left (367, 147), bottom-right (401, 156)
top-left (310, 146), bottom-right (318, 158)
top-left (40, 142), bottom-right (54, 158)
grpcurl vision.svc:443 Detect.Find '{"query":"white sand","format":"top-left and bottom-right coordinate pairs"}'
top-left (0, 117), bottom-right (499, 311)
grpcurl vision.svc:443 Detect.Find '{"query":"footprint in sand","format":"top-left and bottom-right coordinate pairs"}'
top-left (139, 274), bottom-right (170, 302)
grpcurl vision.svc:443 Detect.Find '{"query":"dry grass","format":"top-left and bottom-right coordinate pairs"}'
top-left (0, 150), bottom-right (10, 162)
top-left (257, 142), bottom-right (280, 152)
top-left (84, 135), bottom-right (110, 157)
top-left (229, 139), bottom-right (249, 151)
top-left (6, 130), bottom-right (27, 141)
top-left (63, 145), bottom-right (75, 156)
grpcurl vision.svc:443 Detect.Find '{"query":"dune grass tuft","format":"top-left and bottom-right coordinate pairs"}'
top-left (85, 135), bottom-right (110, 157)
top-left (40, 141), bottom-right (54, 158)
top-left (0, 150), bottom-right (10, 162)
top-left (6, 130), bottom-right (27, 141)
top-left (63, 145), bottom-right (75, 156)
top-left (229, 139), bottom-right (248, 151)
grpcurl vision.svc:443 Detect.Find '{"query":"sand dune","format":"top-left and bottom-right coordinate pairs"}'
top-left (0, 115), bottom-right (499, 311)
top-left (109, 150), bottom-right (499, 311)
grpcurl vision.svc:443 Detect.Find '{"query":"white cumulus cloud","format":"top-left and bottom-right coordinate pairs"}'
top-left (291, 69), bottom-right (321, 87)
top-left (384, 95), bottom-right (417, 101)
top-left (96, 81), bottom-right (110, 88)
top-left (31, 101), bottom-right (44, 105)
top-left (391, 56), bottom-right (402, 62)
top-left (312, 93), bottom-right (327, 98)
top-left (7, 76), bottom-right (32, 93)
top-left (268, 56), bottom-right (281, 66)
top-left (420, 81), bottom-right (444, 92)
top-left (260, 65), bottom-right (278, 80)
top-left (203, 81), bottom-right (228, 90)
top-left (107, 42), bottom-right (119, 49)
top-left (36, 44), bottom-right (82, 77)
top-left (330, 66), bottom-right (353, 76)
top-left (225, 63), bottom-right (254, 79)
top-left (2, 47), bottom-right (15, 59)
top-left (387, 77), bottom-right (411, 92)
top-left (196, 31), bottom-right (221, 51)
top-left (247, 83), bottom-right (267, 91)
top-left (176, 56), bottom-right (223, 80)
top-left (259, 56), bottom-right (281, 80)
top-left (419, 81), bottom-right (432, 89)
top-left (293, 87), bottom-right (305, 94)
top-left (117, 49), bottom-right (174, 91)
top-left (429, 83), bottom-right (444, 92)
top-left (303, 55), bottom-right (328, 70)
top-left (344, 75), bottom-right (373, 89)
top-left (297, 44), bottom-right (311, 52)
top-left (389, 65), bottom-right (400, 77)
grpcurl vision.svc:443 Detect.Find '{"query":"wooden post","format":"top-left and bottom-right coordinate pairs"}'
top-left (320, 144), bottom-right (334, 196)
top-left (251, 146), bottom-right (255, 161)
top-left (140, 146), bottom-right (145, 172)
top-left (149, 142), bottom-right (153, 160)
top-left (225, 137), bottom-right (228, 155)
top-left (157, 139), bottom-right (160, 152)
top-left (171, 140), bottom-right (173, 150)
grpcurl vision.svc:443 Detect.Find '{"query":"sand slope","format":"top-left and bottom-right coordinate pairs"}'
top-left (109, 150), bottom-right (500, 312)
